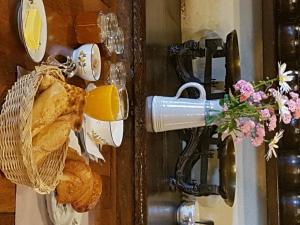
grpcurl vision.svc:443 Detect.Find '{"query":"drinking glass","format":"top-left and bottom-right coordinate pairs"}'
top-left (104, 27), bottom-right (125, 55)
top-left (84, 84), bottom-right (129, 121)
top-left (75, 12), bottom-right (118, 44)
top-left (107, 62), bottom-right (126, 87)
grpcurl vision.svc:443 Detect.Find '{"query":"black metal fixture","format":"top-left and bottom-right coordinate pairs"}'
top-left (169, 30), bottom-right (240, 207)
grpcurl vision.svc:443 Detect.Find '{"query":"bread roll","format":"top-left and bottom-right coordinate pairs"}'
top-left (62, 84), bottom-right (86, 131)
top-left (56, 159), bottom-right (93, 204)
top-left (66, 147), bottom-right (86, 163)
top-left (72, 172), bottom-right (102, 212)
top-left (32, 82), bottom-right (68, 137)
top-left (32, 114), bottom-right (76, 165)
top-left (32, 115), bottom-right (74, 152)
top-left (38, 74), bottom-right (59, 92)
top-left (55, 150), bottom-right (103, 212)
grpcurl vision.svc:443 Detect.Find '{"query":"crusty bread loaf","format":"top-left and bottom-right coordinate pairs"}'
top-left (66, 147), bottom-right (86, 163)
top-left (62, 84), bottom-right (86, 131)
top-left (32, 115), bottom-right (74, 152)
top-left (38, 74), bottom-right (59, 92)
top-left (32, 82), bottom-right (68, 137)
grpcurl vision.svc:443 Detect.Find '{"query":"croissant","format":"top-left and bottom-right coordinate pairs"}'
top-left (56, 159), bottom-right (93, 204)
top-left (72, 172), bottom-right (102, 212)
top-left (56, 149), bottom-right (103, 212)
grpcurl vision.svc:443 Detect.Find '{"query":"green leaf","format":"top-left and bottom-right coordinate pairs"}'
top-left (219, 98), bottom-right (225, 106)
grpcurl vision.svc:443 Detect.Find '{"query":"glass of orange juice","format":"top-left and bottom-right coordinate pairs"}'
top-left (84, 84), bottom-right (129, 121)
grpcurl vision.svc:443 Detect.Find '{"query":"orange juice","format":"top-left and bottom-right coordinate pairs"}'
top-left (84, 85), bottom-right (120, 121)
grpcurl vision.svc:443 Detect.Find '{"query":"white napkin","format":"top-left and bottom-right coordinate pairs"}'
top-left (15, 131), bottom-right (89, 225)
top-left (82, 116), bottom-right (105, 161)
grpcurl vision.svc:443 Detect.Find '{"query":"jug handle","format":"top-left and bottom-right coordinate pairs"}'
top-left (175, 82), bottom-right (206, 100)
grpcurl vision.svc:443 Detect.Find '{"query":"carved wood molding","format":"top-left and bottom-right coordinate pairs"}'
top-left (133, 0), bottom-right (147, 224)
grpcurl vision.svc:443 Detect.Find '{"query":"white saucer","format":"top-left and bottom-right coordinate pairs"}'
top-left (18, 0), bottom-right (47, 63)
top-left (45, 192), bottom-right (83, 225)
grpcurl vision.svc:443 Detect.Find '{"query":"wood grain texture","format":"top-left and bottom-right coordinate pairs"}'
top-left (263, 0), bottom-right (280, 225)
top-left (133, 0), bottom-right (147, 224)
top-left (0, 213), bottom-right (14, 225)
top-left (0, 173), bottom-right (15, 213)
top-left (0, 0), bottom-right (135, 225)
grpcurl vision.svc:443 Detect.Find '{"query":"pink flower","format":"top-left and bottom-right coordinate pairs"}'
top-left (250, 124), bottom-right (265, 147)
top-left (294, 109), bottom-right (300, 119)
top-left (240, 82), bottom-right (254, 100)
top-left (259, 91), bottom-right (268, 100)
top-left (290, 92), bottom-right (299, 100)
top-left (240, 95), bottom-right (249, 102)
top-left (234, 80), bottom-right (248, 91)
top-left (251, 92), bottom-right (262, 103)
top-left (260, 109), bottom-right (271, 119)
top-left (282, 112), bottom-right (292, 124)
top-left (256, 124), bottom-right (266, 137)
top-left (287, 100), bottom-right (296, 112)
top-left (251, 136), bottom-right (264, 147)
top-left (268, 88), bottom-right (276, 95)
top-left (268, 115), bottom-right (277, 131)
top-left (239, 119), bottom-right (255, 137)
top-left (233, 80), bottom-right (254, 102)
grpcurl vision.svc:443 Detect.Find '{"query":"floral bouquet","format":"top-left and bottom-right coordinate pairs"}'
top-left (208, 63), bottom-right (298, 160)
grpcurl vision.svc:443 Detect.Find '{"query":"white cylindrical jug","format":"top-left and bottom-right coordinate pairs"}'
top-left (145, 82), bottom-right (223, 132)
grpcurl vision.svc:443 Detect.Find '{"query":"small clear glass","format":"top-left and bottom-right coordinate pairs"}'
top-left (75, 11), bottom-right (118, 43)
top-left (107, 62), bottom-right (128, 120)
top-left (104, 27), bottom-right (125, 55)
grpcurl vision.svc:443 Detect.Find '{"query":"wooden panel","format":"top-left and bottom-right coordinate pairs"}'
top-left (0, 213), bottom-right (14, 225)
top-left (263, 1), bottom-right (280, 225)
top-left (90, 150), bottom-right (117, 225)
top-left (0, 173), bottom-right (15, 213)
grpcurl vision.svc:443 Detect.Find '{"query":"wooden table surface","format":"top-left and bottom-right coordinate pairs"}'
top-left (0, 0), bottom-right (135, 225)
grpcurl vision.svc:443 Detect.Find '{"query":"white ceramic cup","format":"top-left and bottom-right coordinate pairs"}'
top-left (72, 43), bottom-right (101, 81)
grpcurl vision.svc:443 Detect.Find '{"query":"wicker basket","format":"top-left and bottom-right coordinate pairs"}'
top-left (0, 68), bottom-right (68, 194)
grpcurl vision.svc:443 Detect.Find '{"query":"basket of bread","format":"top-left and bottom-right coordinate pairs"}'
top-left (0, 65), bottom-right (86, 193)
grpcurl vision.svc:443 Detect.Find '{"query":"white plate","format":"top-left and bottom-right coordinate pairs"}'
top-left (45, 192), bottom-right (83, 225)
top-left (18, 0), bottom-right (47, 63)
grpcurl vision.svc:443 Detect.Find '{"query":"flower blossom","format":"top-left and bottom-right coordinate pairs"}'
top-left (287, 99), bottom-right (296, 112)
top-left (282, 112), bottom-right (292, 124)
top-left (278, 62), bottom-right (293, 93)
top-left (251, 124), bottom-right (265, 147)
top-left (238, 119), bottom-right (255, 137)
top-left (272, 89), bottom-right (290, 121)
top-left (293, 98), bottom-right (300, 119)
top-left (266, 130), bottom-right (284, 161)
top-left (267, 114), bottom-right (277, 131)
top-left (260, 109), bottom-right (271, 119)
top-left (235, 80), bottom-right (254, 102)
top-left (234, 80), bottom-right (248, 91)
top-left (290, 92), bottom-right (299, 100)
top-left (251, 92), bottom-right (262, 103)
